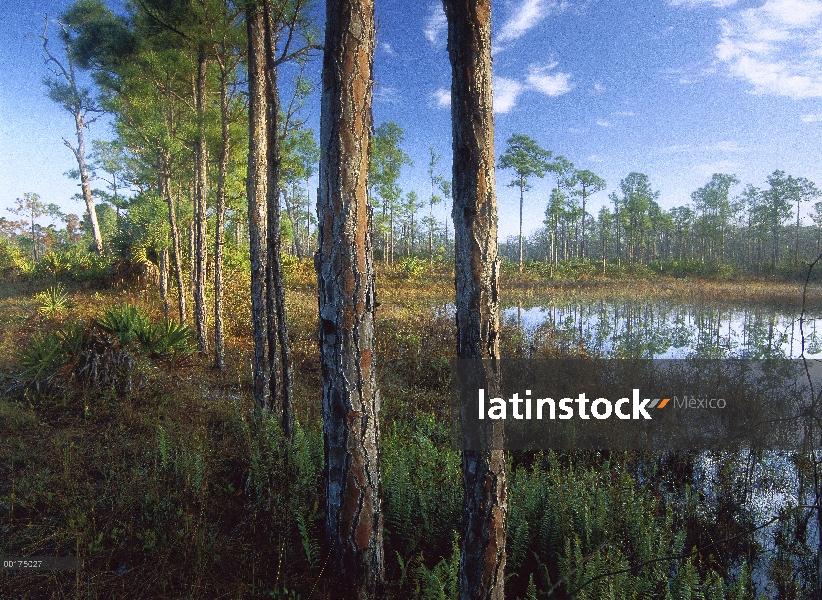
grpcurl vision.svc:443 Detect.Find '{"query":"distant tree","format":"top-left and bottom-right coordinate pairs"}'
top-left (443, 0), bottom-right (506, 598)
top-left (544, 187), bottom-right (566, 267)
top-left (427, 148), bottom-right (445, 267)
top-left (670, 205), bottom-right (694, 261)
top-left (9, 193), bottom-right (47, 260)
top-left (598, 205), bottom-right (613, 270)
top-left (789, 176), bottom-right (821, 266)
top-left (370, 122), bottom-right (411, 265)
top-left (568, 169), bottom-right (605, 260)
top-left (813, 201), bottom-right (822, 255)
top-left (498, 133), bottom-right (551, 272)
top-left (62, 213), bottom-right (82, 244)
top-left (616, 172), bottom-right (658, 264)
top-left (39, 14), bottom-right (104, 255)
top-left (691, 173), bottom-right (739, 261)
top-left (281, 126), bottom-right (320, 257)
top-left (761, 171), bottom-right (802, 269)
top-left (316, 0), bottom-right (383, 596)
top-left (401, 190), bottom-right (423, 255)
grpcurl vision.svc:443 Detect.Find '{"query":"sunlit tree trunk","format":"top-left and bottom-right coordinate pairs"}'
top-left (246, 1), bottom-right (271, 411)
top-left (213, 59), bottom-right (230, 371)
top-left (317, 0), bottom-right (383, 595)
top-left (443, 0), bottom-right (506, 598)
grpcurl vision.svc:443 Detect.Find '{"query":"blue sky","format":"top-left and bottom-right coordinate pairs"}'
top-left (2, 0), bottom-right (822, 239)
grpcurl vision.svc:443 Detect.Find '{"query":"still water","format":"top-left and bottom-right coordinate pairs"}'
top-left (503, 301), bottom-right (822, 358)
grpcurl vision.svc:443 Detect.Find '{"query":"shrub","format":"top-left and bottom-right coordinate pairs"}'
top-left (400, 256), bottom-right (427, 279)
top-left (35, 284), bottom-right (72, 318)
top-left (98, 304), bottom-right (195, 359)
top-left (0, 238), bottom-right (31, 278)
top-left (14, 321), bottom-right (89, 387)
top-left (37, 247), bottom-right (110, 283)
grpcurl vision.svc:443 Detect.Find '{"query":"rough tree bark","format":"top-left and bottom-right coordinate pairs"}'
top-left (316, 0), bottom-right (383, 596)
top-left (246, 1), bottom-right (271, 411)
top-left (442, 0), bottom-right (507, 598)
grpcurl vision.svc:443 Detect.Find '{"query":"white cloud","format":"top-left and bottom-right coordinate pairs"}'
top-left (374, 86), bottom-right (399, 103)
top-left (496, 0), bottom-right (569, 46)
top-left (592, 82), bottom-right (606, 95)
top-left (587, 154), bottom-right (604, 162)
top-left (525, 63), bottom-right (574, 96)
top-left (596, 119), bottom-right (611, 127)
top-left (424, 5), bottom-right (447, 44)
top-left (716, 0), bottom-right (822, 98)
top-left (668, 0), bottom-right (739, 7)
top-left (613, 110), bottom-right (635, 116)
top-left (380, 41), bottom-right (395, 55)
top-left (431, 88), bottom-right (451, 109)
top-left (802, 113), bottom-right (822, 121)
top-left (493, 77), bottom-right (524, 113)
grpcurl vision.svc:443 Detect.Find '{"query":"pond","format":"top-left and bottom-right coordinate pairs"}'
top-left (502, 300), bottom-right (822, 358)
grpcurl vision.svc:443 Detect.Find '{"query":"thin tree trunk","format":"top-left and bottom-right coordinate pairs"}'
top-left (306, 175), bottom-right (312, 255)
top-left (796, 198), bottom-right (801, 267)
top-left (519, 183), bottom-right (524, 272)
top-left (160, 160), bottom-right (186, 324)
top-left (443, 1), bottom-right (506, 598)
top-left (69, 113), bottom-right (103, 255)
top-left (581, 190), bottom-right (587, 260)
top-left (193, 44), bottom-right (209, 354)
top-left (214, 61), bottom-right (230, 372)
top-left (317, 0), bottom-right (383, 596)
top-left (390, 202), bottom-right (395, 265)
top-left (246, 2), bottom-right (271, 412)
top-left (159, 246), bottom-right (169, 320)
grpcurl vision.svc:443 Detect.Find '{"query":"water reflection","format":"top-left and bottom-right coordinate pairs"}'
top-left (504, 301), bottom-right (822, 359)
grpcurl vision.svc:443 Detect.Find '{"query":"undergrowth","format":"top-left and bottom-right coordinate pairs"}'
top-left (0, 272), bottom-right (812, 598)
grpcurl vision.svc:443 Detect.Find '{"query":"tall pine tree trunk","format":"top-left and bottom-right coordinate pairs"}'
top-left (246, 1), bottom-right (271, 412)
top-left (263, 0), bottom-right (294, 439)
top-left (443, 1), bottom-right (506, 598)
top-left (317, 0), bottom-right (383, 595)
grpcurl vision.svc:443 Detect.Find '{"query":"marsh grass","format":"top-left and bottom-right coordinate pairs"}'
top-left (0, 266), bottom-right (819, 598)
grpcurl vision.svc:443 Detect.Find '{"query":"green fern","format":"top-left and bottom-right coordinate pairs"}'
top-left (296, 513), bottom-right (320, 570)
